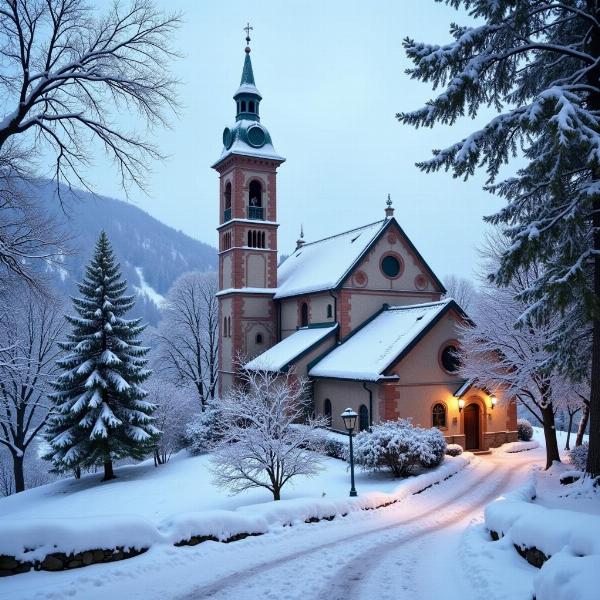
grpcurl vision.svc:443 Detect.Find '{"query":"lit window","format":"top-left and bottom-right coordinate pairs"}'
top-left (432, 403), bottom-right (447, 428)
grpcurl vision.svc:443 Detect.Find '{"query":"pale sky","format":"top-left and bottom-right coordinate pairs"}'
top-left (79, 0), bottom-right (503, 282)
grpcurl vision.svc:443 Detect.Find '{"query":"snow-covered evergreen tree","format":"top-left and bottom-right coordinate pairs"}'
top-left (399, 1), bottom-right (600, 476)
top-left (45, 231), bottom-right (158, 481)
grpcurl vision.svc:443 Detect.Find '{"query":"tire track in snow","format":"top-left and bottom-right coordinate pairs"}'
top-left (321, 458), bottom-right (532, 600)
top-left (180, 457), bottom-right (512, 600)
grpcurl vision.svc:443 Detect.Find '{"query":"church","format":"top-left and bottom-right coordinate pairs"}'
top-left (213, 35), bottom-right (517, 452)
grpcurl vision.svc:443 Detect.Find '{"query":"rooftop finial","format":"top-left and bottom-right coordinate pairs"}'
top-left (385, 193), bottom-right (394, 218)
top-left (244, 22), bottom-right (253, 53)
top-left (296, 224), bottom-right (306, 250)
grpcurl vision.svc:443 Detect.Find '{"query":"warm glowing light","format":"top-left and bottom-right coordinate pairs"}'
top-left (490, 395), bottom-right (497, 409)
top-left (458, 398), bottom-right (465, 412)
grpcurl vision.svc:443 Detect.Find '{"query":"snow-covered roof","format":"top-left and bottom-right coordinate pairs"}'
top-left (216, 287), bottom-right (277, 297)
top-left (245, 324), bottom-right (338, 372)
top-left (309, 300), bottom-right (459, 381)
top-left (454, 378), bottom-right (475, 398)
top-left (275, 220), bottom-right (389, 299)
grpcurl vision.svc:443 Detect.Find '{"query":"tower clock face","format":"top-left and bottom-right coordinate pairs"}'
top-left (247, 125), bottom-right (266, 148)
top-left (222, 127), bottom-right (233, 149)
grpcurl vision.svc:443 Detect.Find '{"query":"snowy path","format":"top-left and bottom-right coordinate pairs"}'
top-left (179, 451), bottom-right (537, 600)
top-left (3, 450), bottom-right (541, 600)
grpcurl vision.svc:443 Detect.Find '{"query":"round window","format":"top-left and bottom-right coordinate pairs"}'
top-left (381, 255), bottom-right (401, 278)
top-left (441, 345), bottom-right (460, 373)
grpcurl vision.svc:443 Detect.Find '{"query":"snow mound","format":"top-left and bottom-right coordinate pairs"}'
top-left (0, 515), bottom-right (159, 562)
top-left (485, 476), bottom-right (600, 600)
top-left (502, 440), bottom-right (540, 453)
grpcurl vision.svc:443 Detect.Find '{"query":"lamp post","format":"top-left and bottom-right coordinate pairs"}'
top-left (341, 408), bottom-right (358, 497)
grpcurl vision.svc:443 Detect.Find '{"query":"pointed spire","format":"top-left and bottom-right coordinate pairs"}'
top-left (234, 23), bottom-right (261, 109)
top-left (296, 224), bottom-right (306, 250)
top-left (385, 193), bottom-right (395, 218)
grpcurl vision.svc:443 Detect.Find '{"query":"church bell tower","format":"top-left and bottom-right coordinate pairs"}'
top-left (213, 26), bottom-right (285, 394)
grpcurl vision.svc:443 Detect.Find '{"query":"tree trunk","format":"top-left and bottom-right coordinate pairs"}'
top-left (272, 487), bottom-right (281, 501)
top-left (541, 403), bottom-right (561, 469)
top-left (566, 412), bottom-right (574, 450)
top-left (576, 403), bottom-right (590, 446)
top-left (585, 1), bottom-right (600, 477)
top-left (74, 467), bottom-right (81, 479)
top-left (102, 460), bottom-right (115, 481)
top-left (13, 454), bottom-right (25, 494)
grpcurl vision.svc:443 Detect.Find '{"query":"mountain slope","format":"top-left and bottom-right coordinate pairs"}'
top-left (34, 180), bottom-right (217, 324)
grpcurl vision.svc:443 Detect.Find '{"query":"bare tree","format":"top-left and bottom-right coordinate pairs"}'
top-left (146, 379), bottom-right (197, 466)
top-left (0, 289), bottom-right (64, 492)
top-left (155, 272), bottom-right (219, 411)
top-left (443, 274), bottom-right (477, 313)
top-left (211, 368), bottom-right (326, 501)
top-left (0, 0), bottom-right (180, 287)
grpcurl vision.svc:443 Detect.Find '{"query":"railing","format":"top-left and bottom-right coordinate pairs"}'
top-left (223, 207), bottom-right (231, 222)
top-left (248, 206), bottom-right (264, 220)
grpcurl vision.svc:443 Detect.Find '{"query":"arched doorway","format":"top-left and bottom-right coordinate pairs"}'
top-left (464, 403), bottom-right (480, 450)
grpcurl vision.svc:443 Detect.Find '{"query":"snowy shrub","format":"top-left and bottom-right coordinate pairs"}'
top-left (185, 400), bottom-right (223, 454)
top-left (323, 437), bottom-right (347, 460)
top-left (350, 419), bottom-right (446, 478)
top-left (517, 419), bottom-right (534, 442)
top-left (569, 444), bottom-right (588, 472)
top-left (445, 443), bottom-right (463, 457)
top-left (419, 427), bottom-right (446, 468)
top-left (289, 425), bottom-right (347, 460)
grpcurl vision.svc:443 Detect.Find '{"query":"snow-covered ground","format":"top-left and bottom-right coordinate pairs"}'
top-left (0, 447), bottom-right (542, 600)
top-left (0, 450), bottom-right (438, 524)
top-left (1, 431), bottom-right (595, 600)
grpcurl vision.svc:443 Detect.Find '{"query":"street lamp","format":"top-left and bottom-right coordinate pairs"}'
top-left (458, 398), bottom-right (465, 412)
top-left (341, 408), bottom-right (358, 497)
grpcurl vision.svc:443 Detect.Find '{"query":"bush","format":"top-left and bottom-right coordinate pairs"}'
top-left (323, 437), bottom-right (347, 460)
top-left (517, 419), bottom-right (534, 441)
top-left (446, 443), bottom-right (463, 457)
top-left (350, 419), bottom-right (447, 478)
top-left (185, 401), bottom-right (222, 454)
top-left (419, 427), bottom-right (447, 468)
top-left (568, 443), bottom-right (588, 471)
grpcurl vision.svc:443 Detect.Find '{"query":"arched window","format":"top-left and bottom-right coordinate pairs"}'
top-left (241, 100), bottom-right (247, 112)
top-left (249, 100), bottom-right (255, 112)
top-left (224, 182), bottom-right (232, 209)
top-left (261, 231), bottom-right (266, 248)
top-left (359, 405), bottom-right (369, 431)
top-left (227, 316), bottom-right (231, 338)
top-left (247, 231), bottom-right (252, 247)
top-left (300, 302), bottom-right (308, 327)
top-left (324, 399), bottom-right (332, 426)
top-left (432, 403), bottom-right (447, 428)
top-left (249, 180), bottom-right (262, 206)
top-left (223, 316), bottom-right (227, 337)
top-left (326, 304), bottom-right (333, 319)
top-left (256, 333), bottom-right (263, 344)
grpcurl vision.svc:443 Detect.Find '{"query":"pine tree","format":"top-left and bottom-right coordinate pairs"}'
top-left (45, 231), bottom-right (158, 481)
top-left (399, 0), bottom-right (600, 476)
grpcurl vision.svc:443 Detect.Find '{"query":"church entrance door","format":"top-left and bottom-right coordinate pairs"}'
top-left (464, 403), bottom-right (480, 450)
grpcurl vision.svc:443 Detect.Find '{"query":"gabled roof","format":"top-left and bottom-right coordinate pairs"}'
top-left (245, 323), bottom-right (338, 372)
top-left (275, 217), bottom-right (445, 299)
top-left (275, 219), bottom-right (388, 299)
top-left (308, 299), bottom-right (463, 381)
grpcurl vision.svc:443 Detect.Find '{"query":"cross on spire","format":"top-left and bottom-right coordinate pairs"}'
top-left (244, 22), bottom-right (253, 44)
